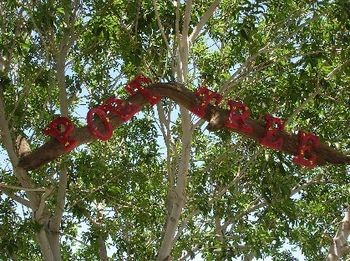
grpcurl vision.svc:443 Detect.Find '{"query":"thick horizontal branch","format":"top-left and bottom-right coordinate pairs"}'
top-left (18, 82), bottom-right (350, 171)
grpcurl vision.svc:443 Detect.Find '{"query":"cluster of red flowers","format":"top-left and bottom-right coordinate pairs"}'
top-left (43, 76), bottom-right (320, 169)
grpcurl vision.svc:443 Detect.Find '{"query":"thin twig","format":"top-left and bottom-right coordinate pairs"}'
top-left (325, 60), bottom-right (350, 80)
top-left (152, 0), bottom-right (171, 52)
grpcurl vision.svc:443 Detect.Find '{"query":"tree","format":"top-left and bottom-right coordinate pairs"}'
top-left (0, 0), bottom-right (349, 260)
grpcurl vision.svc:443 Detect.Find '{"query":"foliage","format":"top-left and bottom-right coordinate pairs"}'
top-left (0, 0), bottom-right (349, 260)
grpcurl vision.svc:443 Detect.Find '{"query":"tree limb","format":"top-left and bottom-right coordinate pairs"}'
top-left (50, 168), bottom-right (68, 232)
top-left (0, 93), bottom-right (40, 207)
top-left (189, 0), bottom-right (221, 44)
top-left (35, 186), bottom-right (54, 220)
top-left (326, 206), bottom-right (350, 260)
top-left (182, 0), bottom-right (192, 40)
top-left (325, 60), bottom-right (350, 80)
top-left (157, 105), bottom-right (193, 261)
top-left (17, 82), bottom-right (350, 171)
top-left (173, 140), bottom-right (250, 243)
top-left (0, 189), bottom-right (31, 207)
top-left (152, 0), bottom-right (171, 52)
top-left (157, 9), bottom-right (195, 257)
top-left (182, 172), bottom-right (326, 260)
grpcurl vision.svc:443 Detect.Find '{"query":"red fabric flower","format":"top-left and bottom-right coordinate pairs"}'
top-left (102, 98), bottom-right (140, 122)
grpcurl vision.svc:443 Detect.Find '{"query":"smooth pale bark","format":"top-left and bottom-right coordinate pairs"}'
top-left (326, 207), bottom-right (350, 260)
top-left (96, 204), bottom-right (109, 261)
top-left (0, 97), bottom-right (39, 207)
top-left (0, 3), bottom-right (75, 260)
top-left (47, 231), bottom-right (62, 261)
top-left (188, 0), bottom-right (221, 44)
top-left (43, 51), bottom-right (71, 261)
top-left (56, 53), bottom-right (69, 117)
top-left (157, 108), bottom-right (193, 261)
top-left (37, 230), bottom-right (55, 261)
top-left (0, 26), bottom-right (72, 261)
top-left (157, 2), bottom-right (193, 259)
top-left (0, 94), bottom-right (56, 259)
top-left (42, 11), bottom-right (76, 257)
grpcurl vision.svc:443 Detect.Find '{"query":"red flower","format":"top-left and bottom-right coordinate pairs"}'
top-left (125, 74), bottom-right (160, 106)
top-left (102, 98), bottom-right (140, 122)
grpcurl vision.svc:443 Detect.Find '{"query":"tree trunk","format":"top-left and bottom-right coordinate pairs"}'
top-left (157, 2), bottom-right (194, 258)
top-left (36, 229), bottom-right (55, 261)
top-left (326, 206), bottom-right (350, 260)
top-left (98, 236), bottom-right (108, 261)
top-left (48, 231), bottom-right (62, 261)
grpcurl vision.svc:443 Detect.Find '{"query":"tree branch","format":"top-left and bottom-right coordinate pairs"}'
top-left (222, 172), bottom-right (327, 233)
top-left (157, 11), bottom-right (194, 255)
top-left (17, 82), bottom-right (350, 171)
top-left (56, 53), bottom-right (69, 117)
top-left (35, 186), bottom-right (54, 220)
top-left (152, 0), bottom-right (171, 52)
top-left (179, 164), bottom-right (333, 260)
top-left (173, 140), bottom-right (249, 243)
top-left (157, 92), bottom-right (193, 259)
top-left (189, 0), bottom-right (221, 44)
top-left (1, 189), bottom-right (31, 207)
top-left (174, 0), bottom-right (180, 46)
top-left (156, 103), bottom-right (171, 149)
top-left (325, 60), bottom-right (350, 80)
top-left (50, 168), bottom-right (68, 232)
top-left (326, 206), bottom-right (350, 260)
top-left (285, 86), bottom-right (321, 126)
top-left (50, 6), bottom-right (75, 235)
top-left (220, 8), bottom-right (318, 94)
top-left (0, 93), bottom-right (40, 207)
top-left (156, 103), bottom-right (175, 187)
top-left (182, 0), bottom-right (192, 39)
